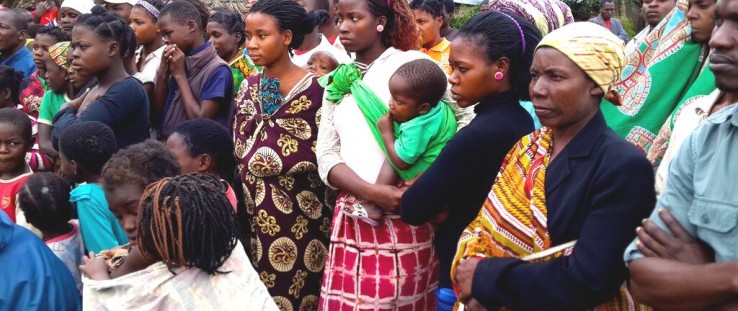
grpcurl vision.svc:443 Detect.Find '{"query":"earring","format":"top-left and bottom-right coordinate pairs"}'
top-left (494, 71), bottom-right (504, 80)
top-left (377, 24), bottom-right (384, 32)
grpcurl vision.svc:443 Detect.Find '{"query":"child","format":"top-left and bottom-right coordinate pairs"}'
top-left (0, 9), bottom-right (36, 78)
top-left (59, 121), bottom-right (127, 254)
top-left (154, 0), bottom-right (233, 140)
top-left (166, 118), bottom-right (237, 211)
top-left (103, 0), bottom-right (136, 22)
top-left (130, 0), bottom-right (165, 104)
top-left (0, 107), bottom-right (34, 223)
top-left (347, 59), bottom-right (456, 224)
top-left (305, 51), bottom-right (338, 77)
top-left (38, 41), bottom-right (72, 158)
top-left (207, 9), bottom-right (260, 90)
top-left (22, 26), bottom-right (70, 119)
top-left (0, 66), bottom-right (52, 172)
top-left (17, 172), bottom-right (84, 293)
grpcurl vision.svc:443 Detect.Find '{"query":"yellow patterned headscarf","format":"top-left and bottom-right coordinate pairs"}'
top-left (48, 42), bottom-right (71, 71)
top-left (536, 22), bottom-right (625, 94)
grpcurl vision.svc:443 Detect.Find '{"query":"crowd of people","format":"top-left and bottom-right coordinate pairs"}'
top-left (0, 0), bottom-right (735, 309)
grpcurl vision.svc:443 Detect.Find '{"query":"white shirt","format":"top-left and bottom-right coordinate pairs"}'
top-left (132, 45), bottom-right (165, 85)
top-left (291, 34), bottom-right (352, 67)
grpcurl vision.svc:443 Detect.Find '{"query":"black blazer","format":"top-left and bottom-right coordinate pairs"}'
top-left (472, 111), bottom-right (656, 310)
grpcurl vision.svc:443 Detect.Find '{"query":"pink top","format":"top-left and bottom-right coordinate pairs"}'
top-left (222, 180), bottom-right (237, 212)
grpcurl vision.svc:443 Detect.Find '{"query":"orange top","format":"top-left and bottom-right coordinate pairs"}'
top-left (420, 38), bottom-right (451, 75)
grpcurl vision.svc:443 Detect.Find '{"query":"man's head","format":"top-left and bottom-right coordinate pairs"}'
top-left (0, 9), bottom-right (29, 54)
top-left (642, 0), bottom-right (677, 27)
top-left (158, 0), bottom-right (204, 53)
top-left (709, 0), bottom-right (738, 92)
top-left (600, 0), bottom-right (615, 20)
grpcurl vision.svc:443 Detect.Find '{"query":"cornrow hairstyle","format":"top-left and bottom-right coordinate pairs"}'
top-left (364, 0), bottom-right (419, 51)
top-left (0, 107), bottom-right (32, 143)
top-left (458, 11), bottom-right (542, 101)
top-left (209, 9), bottom-right (246, 47)
top-left (160, 0), bottom-right (210, 31)
top-left (137, 174), bottom-right (239, 275)
top-left (36, 25), bottom-right (72, 42)
top-left (101, 139), bottom-right (180, 194)
top-left (135, 0), bottom-right (165, 21)
top-left (410, 0), bottom-right (445, 18)
top-left (76, 6), bottom-right (136, 58)
top-left (7, 9), bottom-right (30, 31)
top-left (17, 172), bottom-right (74, 232)
top-left (249, 0), bottom-right (324, 50)
top-left (170, 119), bottom-right (235, 184)
top-left (391, 59), bottom-right (447, 107)
top-left (59, 121), bottom-right (117, 174)
top-left (0, 66), bottom-right (24, 107)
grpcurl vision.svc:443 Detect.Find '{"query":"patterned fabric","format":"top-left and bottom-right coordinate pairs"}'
top-left (602, 0), bottom-right (713, 153)
top-left (229, 50), bottom-right (261, 91)
top-left (483, 0), bottom-right (574, 35)
top-left (233, 73), bottom-right (331, 311)
top-left (538, 22), bottom-right (626, 94)
top-left (451, 128), bottom-right (647, 311)
top-left (319, 193), bottom-right (439, 311)
top-left (17, 104), bottom-right (53, 172)
top-left (19, 71), bottom-right (46, 119)
top-left (259, 76), bottom-right (284, 116)
top-left (49, 41), bottom-right (70, 71)
top-left (46, 220), bottom-right (84, 293)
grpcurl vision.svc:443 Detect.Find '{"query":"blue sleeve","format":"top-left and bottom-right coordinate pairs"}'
top-left (74, 189), bottom-right (127, 253)
top-left (199, 66), bottom-right (232, 102)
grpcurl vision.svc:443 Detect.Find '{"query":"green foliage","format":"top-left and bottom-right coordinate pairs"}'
top-left (450, 4), bottom-right (480, 29)
top-left (620, 15), bottom-right (638, 38)
top-left (562, 0), bottom-right (601, 21)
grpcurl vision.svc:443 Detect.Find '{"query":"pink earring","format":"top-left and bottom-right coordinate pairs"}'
top-left (494, 71), bottom-right (504, 80)
top-left (377, 24), bottom-right (384, 32)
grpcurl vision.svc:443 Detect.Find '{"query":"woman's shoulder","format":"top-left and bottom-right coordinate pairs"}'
top-left (596, 129), bottom-right (652, 170)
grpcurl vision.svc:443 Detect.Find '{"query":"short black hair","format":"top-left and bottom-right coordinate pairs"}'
top-left (602, 0), bottom-right (615, 6)
top-left (59, 121), bottom-right (117, 174)
top-left (0, 107), bottom-right (32, 144)
top-left (17, 172), bottom-right (73, 232)
top-left (209, 9), bottom-right (246, 46)
top-left (0, 66), bottom-right (24, 106)
top-left (410, 0), bottom-right (445, 18)
top-left (7, 9), bottom-right (30, 31)
top-left (160, 0), bottom-right (206, 30)
top-left (391, 59), bottom-right (447, 107)
top-left (171, 119), bottom-right (234, 182)
top-left (102, 139), bottom-right (180, 193)
top-left (36, 25), bottom-right (72, 42)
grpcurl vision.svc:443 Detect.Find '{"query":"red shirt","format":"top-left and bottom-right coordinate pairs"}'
top-left (604, 19), bottom-right (612, 30)
top-left (0, 171), bottom-right (32, 223)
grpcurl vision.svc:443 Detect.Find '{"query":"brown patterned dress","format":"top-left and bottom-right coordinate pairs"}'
top-left (233, 73), bottom-right (331, 311)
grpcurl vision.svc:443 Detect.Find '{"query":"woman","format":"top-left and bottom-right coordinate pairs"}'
top-left (411, 0), bottom-right (451, 74)
top-left (234, 0), bottom-right (330, 309)
top-left (482, 0), bottom-right (574, 36)
top-left (130, 0), bottom-right (165, 100)
top-left (401, 11), bottom-right (540, 306)
top-left (51, 7), bottom-right (150, 150)
top-left (450, 23), bottom-right (656, 310)
top-left (315, 0), bottom-right (438, 308)
top-left (291, 9), bottom-right (351, 67)
top-left (207, 9), bottom-right (260, 91)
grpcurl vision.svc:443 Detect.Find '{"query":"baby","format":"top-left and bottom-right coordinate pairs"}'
top-left (305, 51), bottom-right (339, 76)
top-left (343, 59), bottom-right (456, 225)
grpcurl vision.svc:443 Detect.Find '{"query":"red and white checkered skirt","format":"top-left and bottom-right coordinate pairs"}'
top-left (319, 192), bottom-right (439, 311)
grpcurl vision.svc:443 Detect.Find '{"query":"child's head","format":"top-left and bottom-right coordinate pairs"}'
top-left (306, 51), bottom-right (338, 76)
top-left (158, 0), bottom-right (207, 53)
top-left (59, 121), bottom-right (117, 182)
top-left (44, 41), bottom-right (71, 94)
top-left (207, 9), bottom-right (245, 61)
top-left (166, 119), bottom-right (234, 180)
top-left (137, 174), bottom-right (238, 274)
top-left (103, 0), bottom-right (136, 22)
top-left (0, 9), bottom-right (29, 55)
top-left (32, 26), bottom-right (71, 74)
top-left (388, 59), bottom-right (447, 123)
top-left (60, 0), bottom-right (95, 34)
top-left (71, 6), bottom-right (137, 78)
top-left (410, 0), bottom-right (445, 49)
top-left (101, 139), bottom-right (180, 245)
top-left (17, 172), bottom-right (73, 234)
top-left (0, 66), bottom-right (24, 108)
top-left (0, 108), bottom-right (33, 175)
top-left (130, 0), bottom-right (164, 47)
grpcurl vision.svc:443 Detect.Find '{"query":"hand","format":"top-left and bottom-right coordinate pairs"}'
top-left (60, 88), bottom-right (90, 112)
top-left (367, 184), bottom-right (402, 213)
top-left (455, 257), bottom-right (482, 304)
top-left (35, 1), bottom-right (50, 16)
top-left (377, 113), bottom-right (394, 135)
top-left (77, 89), bottom-right (101, 117)
top-left (636, 208), bottom-right (714, 264)
top-left (164, 44), bottom-right (185, 78)
top-left (80, 252), bottom-right (111, 280)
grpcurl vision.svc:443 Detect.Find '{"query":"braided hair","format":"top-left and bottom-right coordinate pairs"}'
top-left (76, 6), bottom-right (137, 59)
top-left (249, 0), bottom-right (325, 50)
top-left (209, 9), bottom-right (246, 47)
top-left (364, 0), bottom-right (419, 51)
top-left (101, 139), bottom-right (180, 195)
top-left (410, 0), bottom-right (445, 18)
top-left (458, 11), bottom-right (542, 101)
top-left (36, 26), bottom-right (72, 42)
top-left (137, 174), bottom-right (239, 275)
top-left (0, 66), bottom-right (24, 107)
top-left (17, 173), bottom-right (73, 232)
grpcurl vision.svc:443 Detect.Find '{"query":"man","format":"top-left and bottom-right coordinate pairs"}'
top-left (440, 0), bottom-right (458, 41)
top-left (0, 9), bottom-right (36, 78)
top-left (624, 0), bottom-right (738, 309)
top-left (590, 0), bottom-right (629, 42)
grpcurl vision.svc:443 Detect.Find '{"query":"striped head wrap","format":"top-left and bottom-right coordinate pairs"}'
top-left (537, 22), bottom-right (625, 95)
top-left (48, 41), bottom-right (71, 71)
top-left (136, 0), bottom-right (160, 19)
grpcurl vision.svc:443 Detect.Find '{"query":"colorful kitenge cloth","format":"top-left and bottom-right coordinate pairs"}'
top-left (450, 128), bottom-right (648, 311)
top-left (483, 0), bottom-right (574, 35)
top-left (233, 73), bottom-right (331, 311)
top-left (230, 50), bottom-right (261, 91)
top-left (19, 71), bottom-right (46, 119)
top-left (602, 0), bottom-right (714, 154)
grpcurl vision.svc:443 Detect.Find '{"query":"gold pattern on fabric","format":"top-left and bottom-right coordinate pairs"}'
top-left (256, 210), bottom-right (280, 236)
top-left (277, 134), bottom-right (299, 156)
top-left (304, 239), bottom-right (328, 273)
top-left (259, 271), bottom-right (276, 288)
top-left (299, 295), bottom-right (319, 311)
top-left (272, 296), bottom-right (293, 311)
top-left (269, 237), bottom-right (298, 272)
top-left (287, 96), bottom-right (311, 114)
top-left (248, 147), bottom-right (283, 177)
top-left (287, 161), bottom-right (317, 175)
top-left (255, 179), bottom-right (266, 206)
top-left (276, 118), bottom-right (312, 140)
top-left (291, 216), bottom-right (309, 240)
top-left (271, 185), bottom-right (294, 214)
top-left (296, 191), bottom-right (323, 219)
top-left (288, 270), bottom-right (308, 298)
top-left (320, 218), bottom-right (331, 237)
top-left (242, 187), bottom-right (256, 215)
top-left (307, 173), bottom-right (321, 189)
top-left (278, 175), bottom-right (295, 191)
top-left (251, 237), bottom-right (263, 266)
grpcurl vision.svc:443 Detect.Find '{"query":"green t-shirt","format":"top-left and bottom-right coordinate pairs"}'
top-left (395, 103), bottom-right (455, 166)
top-left (38, 90), bottom-right (69, 125)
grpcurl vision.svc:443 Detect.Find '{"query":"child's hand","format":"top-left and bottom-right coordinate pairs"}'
top-left (164, 44), bottom-right (186, 78)
top-left (80, 252), bottom-right (112, 281)
top-left (377, 113), bottom-right (394, 134)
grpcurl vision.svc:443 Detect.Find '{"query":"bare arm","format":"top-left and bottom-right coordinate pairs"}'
top-left (376, 159), bottom-right (399, 186)
top-left (38, 123), bottom-right (57, 158)
top-left (377, 114), bottom-right (411, 170)
top-left (152, 58), bottom-right (170, 120)
top-left (171, 75), bottom-right (221, 119)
